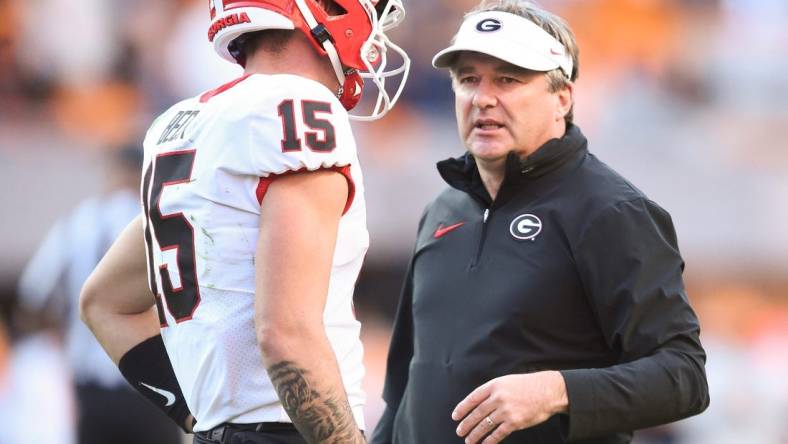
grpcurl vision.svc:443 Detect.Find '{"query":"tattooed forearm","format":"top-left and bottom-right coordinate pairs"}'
top-left (268, 361), bottom-right (363, 444)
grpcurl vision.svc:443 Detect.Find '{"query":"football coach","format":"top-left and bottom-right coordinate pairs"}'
top-left (371, 1), bottom-right (710, 443)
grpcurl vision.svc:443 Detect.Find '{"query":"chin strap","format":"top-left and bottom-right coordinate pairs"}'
top-left (338, 69), bottom-right (364, 110)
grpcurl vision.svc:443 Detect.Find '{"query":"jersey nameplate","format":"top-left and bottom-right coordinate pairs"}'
top-left (158, 110), bottom-right (200, 145)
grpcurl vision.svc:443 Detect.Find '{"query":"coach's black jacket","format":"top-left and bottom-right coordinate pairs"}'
top-left (370, 125), bottom-right (709, 444)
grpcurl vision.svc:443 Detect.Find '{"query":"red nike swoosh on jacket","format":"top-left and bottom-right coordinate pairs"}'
top-left (434, 222), bottom-right (465, 239)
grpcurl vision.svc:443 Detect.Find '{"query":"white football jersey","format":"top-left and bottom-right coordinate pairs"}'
top-left (140, 73), bottom-right (368, 432)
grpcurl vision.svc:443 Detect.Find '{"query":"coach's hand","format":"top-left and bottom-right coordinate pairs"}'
top-left (452, 371), bottom-right (568, 444)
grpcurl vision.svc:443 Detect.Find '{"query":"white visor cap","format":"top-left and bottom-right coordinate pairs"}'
top-left (432, 11), bottom-right (573, 79)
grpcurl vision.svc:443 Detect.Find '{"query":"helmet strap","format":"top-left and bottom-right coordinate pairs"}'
top-left (294, 0), bottom-right (348, 99)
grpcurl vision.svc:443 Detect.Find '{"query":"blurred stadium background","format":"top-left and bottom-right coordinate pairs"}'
top-left (1, 0), bottom-right (787, 442)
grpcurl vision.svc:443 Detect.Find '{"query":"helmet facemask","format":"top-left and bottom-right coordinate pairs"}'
top-left (293, 0), bottom-right (410, 120)
top-left (352, 0), bottom-right (410, 121)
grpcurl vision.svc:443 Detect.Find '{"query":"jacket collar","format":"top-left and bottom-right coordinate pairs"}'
top-left (437, 124), bottom-right (588, 206)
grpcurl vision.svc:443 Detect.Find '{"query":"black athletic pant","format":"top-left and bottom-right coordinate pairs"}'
top-left (194, 423), bottom-right (306, 444)
top-left (76, 383), bottom-right (183, 444)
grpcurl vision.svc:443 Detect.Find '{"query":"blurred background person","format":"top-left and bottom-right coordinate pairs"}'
top-left (1, 0), bottom-right (787, 443)
top-left (0, 291), bottom-right (75, 444)
top-left (14, 145), bottom-right (184, 444)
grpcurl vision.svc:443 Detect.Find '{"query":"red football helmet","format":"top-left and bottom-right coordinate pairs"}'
top-left (208, 0), bottom-right (410, 120)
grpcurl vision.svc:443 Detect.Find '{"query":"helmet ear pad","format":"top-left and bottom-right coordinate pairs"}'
top-left (303, 0), bottom-right (375, 71)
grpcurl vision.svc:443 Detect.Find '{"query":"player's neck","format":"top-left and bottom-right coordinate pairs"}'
top-left (244, 35), bottom-right (340, 94)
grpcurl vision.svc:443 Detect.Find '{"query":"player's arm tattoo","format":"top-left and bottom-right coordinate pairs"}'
top-left (268, 361), bottom-right (364, 444)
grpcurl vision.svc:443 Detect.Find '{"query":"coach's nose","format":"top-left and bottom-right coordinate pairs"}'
top-left (472, 79), bottom-right (498, 109)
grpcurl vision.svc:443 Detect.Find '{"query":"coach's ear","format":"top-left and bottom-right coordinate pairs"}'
top-left (554, 82), bottom-right (573, 123)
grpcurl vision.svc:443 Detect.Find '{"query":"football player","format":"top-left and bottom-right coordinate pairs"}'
top-left (79, 1), bottom-right (409, 443)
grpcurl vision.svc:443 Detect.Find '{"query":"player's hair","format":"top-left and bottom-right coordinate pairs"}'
top-left (470, 0), bottom-right (579, 125)
top-left (235, 29), bottom-right (293, 59)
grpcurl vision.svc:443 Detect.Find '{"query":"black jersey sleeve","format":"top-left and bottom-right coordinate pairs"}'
top-left (560, 198), bottom-right (709, 440)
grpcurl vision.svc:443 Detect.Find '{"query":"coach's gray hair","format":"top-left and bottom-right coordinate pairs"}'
top-left (469, 0), bottom-right (580, 124)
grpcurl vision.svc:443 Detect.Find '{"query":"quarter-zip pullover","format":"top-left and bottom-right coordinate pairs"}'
top-left (372, 125), bottom-right (709, 444)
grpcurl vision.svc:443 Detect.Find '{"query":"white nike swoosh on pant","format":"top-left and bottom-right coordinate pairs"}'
top-left (140, 382), bottom-right (176, 407)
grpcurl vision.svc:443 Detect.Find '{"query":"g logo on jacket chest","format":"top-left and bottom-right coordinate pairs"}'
top-left (510, 214), bottom-right (542, 241)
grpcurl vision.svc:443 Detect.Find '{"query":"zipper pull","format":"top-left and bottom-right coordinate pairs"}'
top-left (483, 208), bottom-right (490, 223)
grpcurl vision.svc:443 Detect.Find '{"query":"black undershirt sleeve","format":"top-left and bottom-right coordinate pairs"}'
top-left (118, 335), bottom-right (194, 433)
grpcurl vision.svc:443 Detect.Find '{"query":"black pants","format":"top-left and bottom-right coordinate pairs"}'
top-left (76, 383), bottom-right (183, 444)
top-left (194, 424), bottom-right (306, 444)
